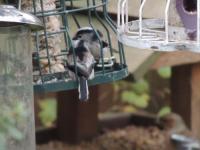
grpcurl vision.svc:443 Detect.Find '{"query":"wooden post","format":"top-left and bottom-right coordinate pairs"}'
top-left (57, 85), bottom-right (99, 144)
top-left (171, 63), bottom-right (200, 138)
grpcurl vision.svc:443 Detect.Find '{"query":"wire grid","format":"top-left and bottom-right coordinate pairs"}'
top-left (117, 0), bottom-right (200, 52)
top-left (4, 0), bottom-right (128, 92)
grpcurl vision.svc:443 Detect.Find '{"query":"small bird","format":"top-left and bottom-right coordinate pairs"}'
top-left (67, 40), bottom-right (95, 101)
top-left (66, 27), bottom-right (108, 101)
top-left (67, 35), bottom-right (95, 101)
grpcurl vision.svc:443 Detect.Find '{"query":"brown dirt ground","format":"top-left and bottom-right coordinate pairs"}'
top-left (37, 126), bottom-right (176, 150)
top-left (37, 113), bottom-right (192, 150)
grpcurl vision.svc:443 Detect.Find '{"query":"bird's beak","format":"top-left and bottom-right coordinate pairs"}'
top-left (102, 41), bottom-right (109, 48)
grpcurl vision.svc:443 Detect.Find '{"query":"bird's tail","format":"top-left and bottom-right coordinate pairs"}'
top-left (78, 77), bottom-right (89, 101)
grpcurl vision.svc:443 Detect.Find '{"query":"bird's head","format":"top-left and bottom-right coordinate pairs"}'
top-left (72, 27), bottom-right (109, 49)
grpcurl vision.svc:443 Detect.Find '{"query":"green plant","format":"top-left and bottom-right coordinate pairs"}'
top-left (131, 79), bottom-right (149, 95)
top-left (157, 67), bottom-right (171, 79)
top-left (38, 98), bottom-right (57, 127)
top-left (122, 91), bottom-right (150, 108)
top-left (0, 102), bottom-right (27, 150)
top-left (120, 79), bottom-right (150, 109)
top-left (157, 106), bottom-right (171, 118)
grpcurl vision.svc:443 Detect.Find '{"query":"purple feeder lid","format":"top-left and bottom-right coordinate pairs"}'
top-left (176, 0), bottom-right (197, 39)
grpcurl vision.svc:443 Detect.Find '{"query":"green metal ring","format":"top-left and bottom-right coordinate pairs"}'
top-left (34, 66), bottom-right (128, 93)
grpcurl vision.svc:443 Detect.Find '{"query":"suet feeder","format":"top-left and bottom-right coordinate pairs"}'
top-left (8, 0), bottom-right (128, 93)
top-left (117, 0), bottom-right (200, 52)
top-left (0, 5), bottom-right (43, 150)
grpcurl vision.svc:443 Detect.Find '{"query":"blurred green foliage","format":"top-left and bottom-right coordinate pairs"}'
top-left (157, 106), bottom-right (171, 118)
top-left (122, 91), bottom-right (150, 108)
top-left (0, 102), bottom-right (27, 150)
top-left (117, 66), bottom-right (172, 115)
top-left (131, 79), bottom-right (149, 95)
top-left (38, 98), bottom-right (57, 127)
top-left (157, 67), bottom-right (171, 79)
top-left (119, 79), bottom-right (150, 109)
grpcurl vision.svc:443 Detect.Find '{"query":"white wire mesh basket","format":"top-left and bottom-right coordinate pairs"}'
top-left (117, 0), bottom-right (200, 52)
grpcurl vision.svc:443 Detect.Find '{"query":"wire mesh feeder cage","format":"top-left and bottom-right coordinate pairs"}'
top-left (6, 0), bottom-right (128, 93)
top-left (117, 0), bottom-right (200, 52)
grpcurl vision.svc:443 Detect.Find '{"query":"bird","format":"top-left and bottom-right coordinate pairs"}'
top-left (67, 39), bottom-right (95, 101)
top-left (66, 27), bottom-right (108, 101)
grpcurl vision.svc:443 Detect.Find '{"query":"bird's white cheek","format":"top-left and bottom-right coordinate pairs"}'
top-left (72, 40), bottom-right (80, 47)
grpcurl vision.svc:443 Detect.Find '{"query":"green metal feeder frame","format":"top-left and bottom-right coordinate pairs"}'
top-left (7, 0), bottom-right (128, 93)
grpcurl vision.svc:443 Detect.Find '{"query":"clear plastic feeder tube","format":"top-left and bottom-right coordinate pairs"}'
top-left (0, 26), bottom-right (35, 150)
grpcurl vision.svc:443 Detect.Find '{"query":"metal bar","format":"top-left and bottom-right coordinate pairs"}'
top-left (142, 28), bottom-right (165, 34)
top-left (32, 0), bottom-right (44, 82)
top-left (122, 0), bottom-right (127, 32)
top-left (87, 0), bottom-right (105, 74)
top-left (35, 2), bottom-right (107, 17)
top-left (35, 7), bottom-right (63, 16)
top-left (121, 42), bottom-right (126, 66)
top-left (127, 28), bottom-right (164, 35)
top-left (104, 0), bottom-right (117, 28)
top-left (118, 42), bottom-right (123, 67)
top-left (139, 0), bottom-right (147, 38)
top-left (197, 0), bottom-right (200, 45)
top-left (38, 29), bottom-right (67, 37)
top-left (117, 0), bottom-right (124, 27)
top-left (70, 0), bottom-right (81, 28)
top-left (165, 0), bottom-right (170, 43)
top-left (38, 52), bottom-right (68, 59)
top-left (62, 0), bottom-right (78, 80)
top-left (18, 0), bottom-right (21, 10)
top-left (127, 31), bottom-right (158, 36)
top-left (72, 15), bottom-right (81, 29)
top-left (102, 0), bottom-right (117, 31)
top-left (60, 0), bottom-right (70, 49)
top-left (92, 0), bottom-right (113, 57)
top-left (126, 0), bottom-right (128, 25)
top-left (40, 0), bottom-right (52, 73)
top-left (103, 0), bottom-right (125, 67)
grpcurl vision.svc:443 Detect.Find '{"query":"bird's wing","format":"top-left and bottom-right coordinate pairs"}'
top-left (67, 62), bottom-right (93, 79)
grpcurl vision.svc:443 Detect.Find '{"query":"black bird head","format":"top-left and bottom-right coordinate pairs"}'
top-left (73, 27), bottom-right (108, 48)
top-left (72, 27), bottom-right (109, 60)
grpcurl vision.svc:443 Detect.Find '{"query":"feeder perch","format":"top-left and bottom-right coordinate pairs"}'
top-left (117, 0), bottom-right (200, 52)
top-left (0, 5), bottom-right (43, 150)
top-left (6, 0), bottom-right (128, 93)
